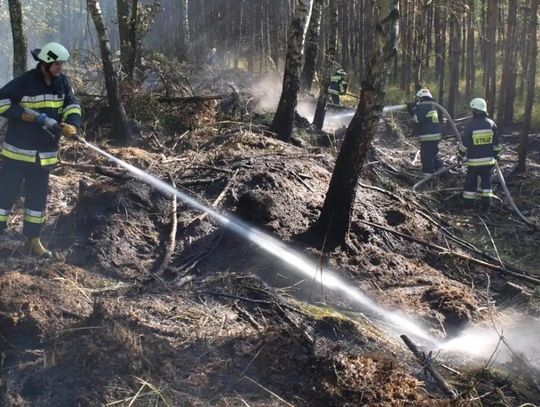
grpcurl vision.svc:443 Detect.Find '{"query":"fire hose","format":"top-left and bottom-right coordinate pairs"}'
top-left (380, 104), bottom-right (535, 228)
top-left (25, 107), bottom-right (534, 229)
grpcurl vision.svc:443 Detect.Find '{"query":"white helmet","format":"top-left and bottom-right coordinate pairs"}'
top-left (336, 68), bottom-right (346, 76)
top-left (37, 42), bottom-right (70, 63)
top-left (470, 97), bottom-right (488, 113)
top-left (416, 88), bottom-right (432, 99)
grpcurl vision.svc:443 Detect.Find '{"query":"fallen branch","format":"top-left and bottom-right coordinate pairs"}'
top-left (400, 335), bottom-right (458, 398)
top-left (158, 94), bottom-right (228, 103)
top-left (190, 169), bottom-right (238, 224)
top-left (412, 163), bottom-right (459, 192)
top-left (156, 174), bottom-right (178, 275)
top-left (357, 219), bottom-right (540, 285)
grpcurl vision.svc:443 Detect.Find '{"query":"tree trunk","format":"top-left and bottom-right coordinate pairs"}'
top-left (271, 0), bottom-right (313, 142)
top-left (465, 0), bottom-right (475, 101)
top-left (447, 6), bottom-right (461, 117)
top-left (516, 0), bottom-right (539, 173)
top-left (300, 0), bottom-right (323, 93)
top-left (87, 0), bottom-right (131, 142)
top-left (116, 0), bottom-right (131, 76)
top-left (435, 2), bottom-right (446, 104)
top-left (181, 0), bottom-right (190, 53)
top-left (484, 0), bottom-right (497, 116)
top-left (8, 0), bottom-right (27, 77)
top-left (313, 0), bottom-right (337, 130)
top-left (313, 0), bottom-right (399, 248)
top-left (496, 0), bottom-right (518, 125)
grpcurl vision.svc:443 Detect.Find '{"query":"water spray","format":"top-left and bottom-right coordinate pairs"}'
top-left (76, 135), bottom-right (434, 342)
top-left (24, 108), bottom-right (539, 377)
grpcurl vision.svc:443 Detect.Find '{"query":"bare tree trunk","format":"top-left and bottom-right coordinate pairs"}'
top-left (116, 0), bottom-right (131, 76)
top-left (496, 0), bottom-right (518, 125)
top-left (313, 0), bottom-right (399, 248)
top-left (271, 0), bottom-right (314, 142)
top-left (182, 0), bottom-right (190, 50)
top-left (447, 5), bottom-right (461, 117)
top-left (435, 1), bottom-right (447, 104)
top-left (87, 0), bottom-right (131, 142)
top-left (8, 0), bottom-right (27, 77)
top-left (116, 0), bottom-right (140, 81)
top-left (300, 0), bottom-right (324, 92)
top-left (313, 0), bottom-right (337, 130)
top-left (516, 0), bottom-right (539, 173)
top-left (484, 0), bottom-right (497, 116)
top-left (465, 0), bottom-right (475, 101)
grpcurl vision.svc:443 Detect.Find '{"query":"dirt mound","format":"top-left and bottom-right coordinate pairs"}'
top-left (1, 117), bottom-right (540, 405)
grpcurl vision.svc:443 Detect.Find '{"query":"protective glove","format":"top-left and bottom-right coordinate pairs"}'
top-left (60, 123), bottom-right (78, 138)
top-left (35, 113), bottom-right (58, 129)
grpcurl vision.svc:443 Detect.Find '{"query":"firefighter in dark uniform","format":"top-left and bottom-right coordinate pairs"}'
top-left (0, 42), bottom-right (81, 257)
top-left (457, 98), bottom-right (501, 210)
top-left (328, 69), bottom-right (348, 105)
top-left (407, 88), bottom-right (444, 175)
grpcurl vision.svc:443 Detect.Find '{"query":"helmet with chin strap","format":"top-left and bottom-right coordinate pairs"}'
top-left (416, 88), bottom-right (433, 99)
top-left (470, 97), bottom-right (488, 113)
top-left (31, 42), bottom-right (70, 64)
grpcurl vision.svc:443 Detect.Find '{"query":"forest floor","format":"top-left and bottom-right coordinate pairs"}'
top-left (1, 79), bottom-right (540, 406)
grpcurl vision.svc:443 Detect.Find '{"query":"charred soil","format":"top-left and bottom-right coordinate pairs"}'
top-left (1, 103), bottom-right (539, 406)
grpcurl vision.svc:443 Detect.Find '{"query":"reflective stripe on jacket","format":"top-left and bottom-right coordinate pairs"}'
top-left (458, 115), bottom-right (501, 167)
top-left (329, 75), bottom-right (348, 95)
top-left (0, 67), bottom-right (81, 167)
top-left (410, 102), bottom-right (442, 142)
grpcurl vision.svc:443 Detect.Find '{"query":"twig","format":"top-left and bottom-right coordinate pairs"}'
top-left (243, 376), bottom-right (295, 407)
top-left (478, 216), bottom-right (503, 267)
top-left (440, 364), bottom-right (463, 376)
top-left (400, 335), bottom-right (458, 398)
top-left (190, 169), bottom-right (238, 224)
top-left (357, 219), bottom-right (540, 285)
top-left (156, 174), bottom-right (178, 275)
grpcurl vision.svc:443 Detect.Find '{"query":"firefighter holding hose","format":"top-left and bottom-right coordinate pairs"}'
top-left (0, 42), bottom-right (81, 257)
top-left (457, 98), bottom-right (502, 210)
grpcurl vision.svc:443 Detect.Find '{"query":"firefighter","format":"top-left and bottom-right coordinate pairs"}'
top-left (457, 98), bottom-right (501, 210)
top-left (206, 48), bottom-right (218, 67)
top-left (0, 42), bottom-right (81, 257)
top-left (407, 88), bottom-right (444, 175)
top-left (328, 69), bottom-right (348, 105)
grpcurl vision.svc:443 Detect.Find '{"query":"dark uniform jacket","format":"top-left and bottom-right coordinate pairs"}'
top-left (409, 102), bottom-right (442, 142)
top-left (0, 67), bottom-right (81, 167)
top-left (329, 75), bottom-right (348, 96)
top-left (458, 115), bottom-right (502, 167)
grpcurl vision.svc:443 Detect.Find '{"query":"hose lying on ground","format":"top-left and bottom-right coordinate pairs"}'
top-left (494, 162), bottom-right (537, 230)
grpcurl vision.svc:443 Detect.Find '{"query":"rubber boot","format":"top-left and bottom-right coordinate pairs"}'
top-left (27, 237), bottom-right (52, 258)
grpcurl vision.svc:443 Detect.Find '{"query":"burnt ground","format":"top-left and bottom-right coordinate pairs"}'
top-left (1, 104), bottom-right (540, 406)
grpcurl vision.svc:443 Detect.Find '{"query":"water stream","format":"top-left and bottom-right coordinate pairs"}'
top-left (80, 138), bottom-right (540, 371)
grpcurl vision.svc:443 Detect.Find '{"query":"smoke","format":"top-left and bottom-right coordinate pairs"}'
top-left (438, 311), bottom-right (540, 370)
top-left (250, 73), bottom-right (284, 112)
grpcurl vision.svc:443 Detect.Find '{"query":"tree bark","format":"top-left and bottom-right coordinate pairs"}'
top-left (313, 0), bottom-right (337, 130)
top-left (516, 0), bottom-right (539, 173)
top-left (87, 0), bottom-right (131, 142)
top-left (8, 0), bottom-right (27, 77)
top-left (182, 0), bottom-right (190, 51)
top-left (496, 0), bottom-right (518, 125)
top-left (313, 0), bottom-right (400, 248)
top-left (447, 5), bottom-right (461, 117)
top-left (271, 0), bottom-right (314, 142)
top-left (484, 0), bottom-right (497, 116)
top-left (465, 0), bottom-right (475, 101)
top-left (300, 0), bottom-right (324, 93)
